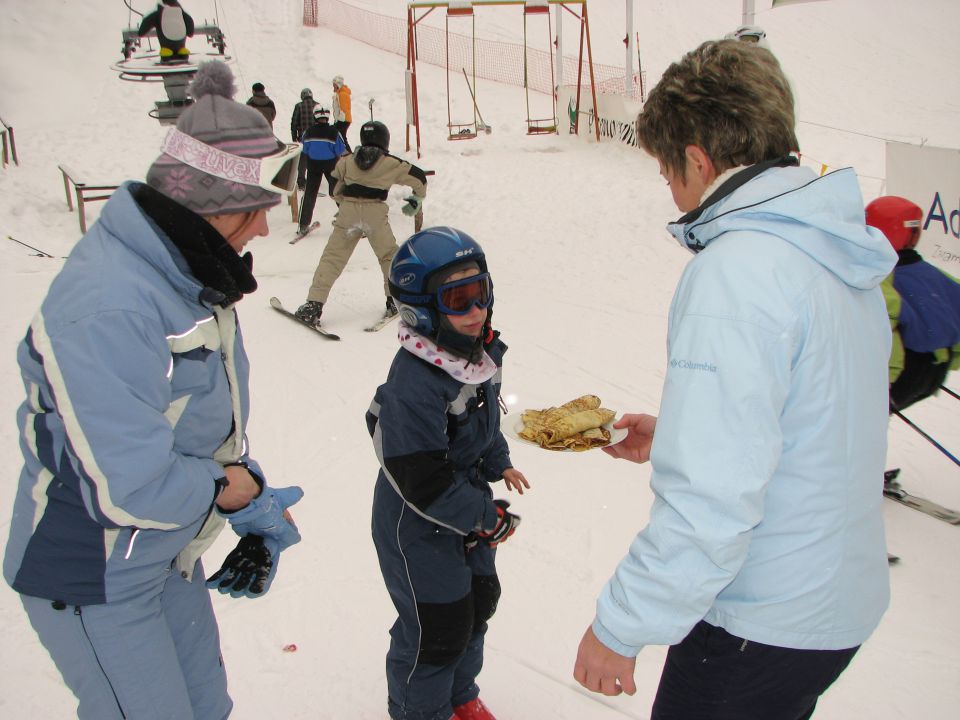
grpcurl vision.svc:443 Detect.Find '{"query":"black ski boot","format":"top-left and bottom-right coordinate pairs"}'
top-left (384, 297), bottom-right (398, 319)
top-left (295, 300), bottom-right (324, 326)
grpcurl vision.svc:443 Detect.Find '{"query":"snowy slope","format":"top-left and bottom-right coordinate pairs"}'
top-left (0, 1), bottom-right (958, 718)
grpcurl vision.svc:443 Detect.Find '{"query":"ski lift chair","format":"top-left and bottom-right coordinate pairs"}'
top-left (112, 23), bottom-right (232, 125)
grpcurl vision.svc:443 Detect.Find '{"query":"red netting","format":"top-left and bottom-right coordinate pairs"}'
top-left (304, 0), bottom-right (643, 97)
top-left (304, 0), bottom-right (319, 27)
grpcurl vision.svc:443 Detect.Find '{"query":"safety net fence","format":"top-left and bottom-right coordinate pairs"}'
top-left (303, 0), bottom-right (643, 97)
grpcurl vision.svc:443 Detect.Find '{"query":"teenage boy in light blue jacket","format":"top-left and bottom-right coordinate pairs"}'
top-left (573, 40), bottom-right (896, 720)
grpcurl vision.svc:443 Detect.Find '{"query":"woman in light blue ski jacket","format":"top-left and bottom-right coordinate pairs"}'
top-left (574, 40), bottom-right (897, 719)
top-left (594, 160), bottom-right (895, 653)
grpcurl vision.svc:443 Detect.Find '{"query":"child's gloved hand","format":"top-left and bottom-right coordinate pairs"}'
top-left (478, 499), bottom-right (521, 547)
top-left (402, 194), bottom-right (424, 217)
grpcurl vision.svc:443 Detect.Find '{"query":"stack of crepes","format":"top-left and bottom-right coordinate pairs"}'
top-left (518, 395), bottom-right (616, 451)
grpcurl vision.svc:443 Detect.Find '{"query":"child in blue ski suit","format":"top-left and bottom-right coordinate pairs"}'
top-left (367, 227), bottom-right (529, 720)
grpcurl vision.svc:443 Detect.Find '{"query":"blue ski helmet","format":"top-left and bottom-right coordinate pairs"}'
top-left (389, 226), bottom-right (489, 337)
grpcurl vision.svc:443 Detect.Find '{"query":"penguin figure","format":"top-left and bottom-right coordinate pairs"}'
top-left (138, 0), bottom-right (195, 63)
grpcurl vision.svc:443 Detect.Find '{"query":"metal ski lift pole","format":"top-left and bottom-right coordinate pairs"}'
top-left (893, 409), bottom-right (960, 468)
top-left (461, 68), bottom-right (491, 134)
top-left (637, 31), bottom-right (645, 101)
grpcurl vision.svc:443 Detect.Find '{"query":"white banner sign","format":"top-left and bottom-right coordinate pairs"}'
top-left (557, 86), bottom-right (643, 147)
top-left (886, 142), bottom-right (960, 271)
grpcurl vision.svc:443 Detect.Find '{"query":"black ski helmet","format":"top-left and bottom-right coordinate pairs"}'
top-left (360, 120), bottom-right (390, 152)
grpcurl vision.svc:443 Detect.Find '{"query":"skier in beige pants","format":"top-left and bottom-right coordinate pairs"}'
top-left (296, 120), bottom-right (428, 327)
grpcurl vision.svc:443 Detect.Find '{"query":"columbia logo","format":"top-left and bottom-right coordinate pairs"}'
top-left (670, 358), bottom-right (718, 372)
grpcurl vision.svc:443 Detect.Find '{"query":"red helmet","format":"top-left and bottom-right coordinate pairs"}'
top-left (865, 196), bottom-right (923, 251)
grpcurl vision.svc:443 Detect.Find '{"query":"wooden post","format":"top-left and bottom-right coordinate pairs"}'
top-left (77, 186), bottom-right (88, 234)
top-left (289, 188), bottom-right (300, 223)
top-left (61, 167), bottom-right (75, 212)
top-left (0, 116), bottom-right (18, 167)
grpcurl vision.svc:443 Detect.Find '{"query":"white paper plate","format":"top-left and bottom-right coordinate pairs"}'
top-left (501, 409), bottom-right (626, 452)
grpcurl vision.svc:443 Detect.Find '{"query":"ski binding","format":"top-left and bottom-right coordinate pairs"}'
top-left (269, 297), bottom-right (340, 340)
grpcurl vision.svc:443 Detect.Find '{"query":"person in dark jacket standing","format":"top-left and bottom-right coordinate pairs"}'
top-left (291, 87), bottom-right (318, 189)
top-left (294, 120), bottom-right (428, 328)
top-left (297, 106), bottom-right (347, 235)
top-left (3, 61), bottom-right (305, 720)
top-left (368, 227), bottom-right (529, 720)
top-left (247, 82), bottom-right (277, 126)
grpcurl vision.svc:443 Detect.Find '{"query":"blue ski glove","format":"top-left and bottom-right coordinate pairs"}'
top-left (401, 194), bottom-right (424, 217)
top-left (221, 484), bottom-right (304, 553)
top-left (206, 534), bottom-right (279, 598)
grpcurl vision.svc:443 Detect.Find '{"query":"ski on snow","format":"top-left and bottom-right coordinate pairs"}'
top-left (269, 297), bottom-right (340, 340)
top-left (289, 221), bottom-right (321, 245)
top-left (364, 311), bottom-right (399, 333)
top-left (883, 469), bottom-right (960, 525)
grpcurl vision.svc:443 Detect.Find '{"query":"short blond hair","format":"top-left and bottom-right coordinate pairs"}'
top-left (636, 40), bottom-right (799, 179)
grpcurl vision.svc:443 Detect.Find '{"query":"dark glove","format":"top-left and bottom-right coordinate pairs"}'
top-left (205, 534), bottom-right (277, 598)
top-left (478, 499), bottom-right (521, 547)
top-left (401, 194), bottom-right (424, 217)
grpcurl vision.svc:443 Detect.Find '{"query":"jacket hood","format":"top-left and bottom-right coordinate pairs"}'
top-left (667, 164), bottom-right (897, 291)
top-left (355, 145), bottom-right (383, 171)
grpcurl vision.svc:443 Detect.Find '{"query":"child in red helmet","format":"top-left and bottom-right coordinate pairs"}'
top-left (866, 195), bottom-right (960, 410)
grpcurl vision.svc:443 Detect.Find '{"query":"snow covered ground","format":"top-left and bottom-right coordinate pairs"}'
top-left (0, 1), bottom-right (958, 718)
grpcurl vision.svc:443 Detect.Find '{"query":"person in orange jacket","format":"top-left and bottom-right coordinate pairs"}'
top-left (332, 75), bottom-right (353, 152)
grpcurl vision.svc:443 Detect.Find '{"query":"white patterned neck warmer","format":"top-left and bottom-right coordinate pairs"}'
top-left (398, 322), bottom-right (497, 385)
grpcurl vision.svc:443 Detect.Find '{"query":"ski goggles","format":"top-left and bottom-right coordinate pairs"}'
top-left (435, 273), bottom-right (493, 315)
top-left (160, 128), bottom-right (301, 196)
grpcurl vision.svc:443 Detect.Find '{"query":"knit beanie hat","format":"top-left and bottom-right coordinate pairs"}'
top-left (146, 61), bottom-right (283, 217)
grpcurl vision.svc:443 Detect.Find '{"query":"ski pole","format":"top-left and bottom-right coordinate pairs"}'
top-left (636, 32), bottom-right (644, 101)
top-left (893, 409), bottom-right (960, 467)
top-left (939, 385), bottom-right (960, 402)
top-left (368, 98), bottom-right (375, 121)
top-left (461, 68), bottom-right (492, 134)
top-left (7, 235), bottom-right (54, 258)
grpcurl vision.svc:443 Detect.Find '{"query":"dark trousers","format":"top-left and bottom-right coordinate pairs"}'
top-left (372, 476), bottom-right (500, 720)
top-left (299, 158), bottom-right (337, 228)
top-left (890, 348), bottom-right (951, 411)
top-left (651, 621), bottom-right (859, 720)
top-left (335, 120), bottom-right (352, 153)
